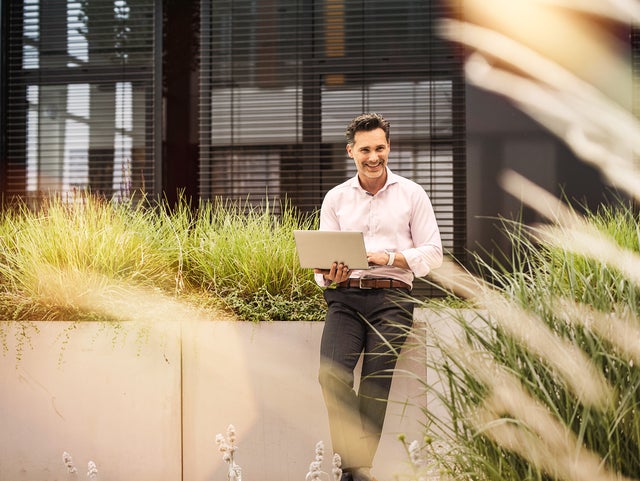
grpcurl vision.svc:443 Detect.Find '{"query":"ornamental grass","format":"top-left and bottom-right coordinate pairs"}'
top-left (408, 2), bottom-right (640, 480)
top-left (416, 199), bottom-right (640, 481)
top-left (0, 193), bottom-right (324, 323)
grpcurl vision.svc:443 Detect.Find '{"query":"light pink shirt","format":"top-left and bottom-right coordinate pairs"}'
top-left (314, 168), bottom-right (443, 288)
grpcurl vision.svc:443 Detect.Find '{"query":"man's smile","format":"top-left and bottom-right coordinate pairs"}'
top-left (364, 161), bottom-right (383, 168)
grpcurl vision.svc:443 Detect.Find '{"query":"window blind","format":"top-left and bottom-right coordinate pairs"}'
top-left (3, 0), bottom-right (159, 203)
top-left (199, 0), bottom-right (467, 274)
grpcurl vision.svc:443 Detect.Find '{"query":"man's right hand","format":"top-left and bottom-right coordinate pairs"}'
top-left (314, 262), bottom-right (351, 283)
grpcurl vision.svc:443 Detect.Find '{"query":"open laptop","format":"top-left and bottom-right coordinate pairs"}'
top-left (293, 230), bottom-right (371, 270)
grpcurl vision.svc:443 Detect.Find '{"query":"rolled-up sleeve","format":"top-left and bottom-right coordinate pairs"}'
top-left (400, 188), bottom-right (443, 277)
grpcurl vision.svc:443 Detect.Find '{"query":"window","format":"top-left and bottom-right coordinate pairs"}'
top-left (4, 0), bottom-right (159, 202)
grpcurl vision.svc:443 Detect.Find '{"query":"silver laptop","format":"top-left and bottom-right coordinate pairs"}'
top-left (293, 230), bottom-right (371, 270)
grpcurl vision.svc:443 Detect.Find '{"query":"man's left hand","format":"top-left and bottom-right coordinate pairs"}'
top-left (367, 251), bottom-right (390, 266)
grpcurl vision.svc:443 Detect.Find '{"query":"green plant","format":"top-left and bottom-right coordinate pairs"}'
top-left (0, 193), bottom-right (325, 323)
top-left (184, 197), bottom-right (325, 321)
top-left (411, 179), bottom-right (640, 481)
top-left (414, 204), bottom-right (640, 481)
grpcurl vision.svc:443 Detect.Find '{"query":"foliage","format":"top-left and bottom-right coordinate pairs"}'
top-left (416, 3), bottom-right (640, 480)
top-left (0, 193), bottom-right (324, 323)
top-left (417, 200), bottom-right (640, 481)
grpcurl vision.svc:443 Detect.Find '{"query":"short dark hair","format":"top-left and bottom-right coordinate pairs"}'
top-left (345, 113), bottom-right (390, 145)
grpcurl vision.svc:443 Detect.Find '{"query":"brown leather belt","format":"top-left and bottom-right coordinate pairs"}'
top-left (337, 278), bottom-right (411, 290)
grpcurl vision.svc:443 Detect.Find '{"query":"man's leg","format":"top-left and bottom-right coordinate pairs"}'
top-left (319, 289), bottom-right (415, 474)
top-left (319, 289), bottom-right (371, 469)
top-left (358, 293), bottom-right (414, 465)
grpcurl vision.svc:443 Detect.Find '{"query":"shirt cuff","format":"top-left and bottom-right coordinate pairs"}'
top-left (314, 273), bottom-right (332, 287)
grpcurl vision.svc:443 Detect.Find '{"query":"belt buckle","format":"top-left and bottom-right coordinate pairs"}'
top-left (358, 278), bottom-right (373, 289)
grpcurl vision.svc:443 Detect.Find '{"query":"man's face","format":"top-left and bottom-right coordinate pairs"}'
top-left (346, 128), bottom-right (390, 183)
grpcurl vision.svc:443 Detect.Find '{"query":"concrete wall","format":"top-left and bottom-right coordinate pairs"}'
top-left (0, 318), bottom-right (431, 481)
top-left (0, 320), bottom-right (182, 481)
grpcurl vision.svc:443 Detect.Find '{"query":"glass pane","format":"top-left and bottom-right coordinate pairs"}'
top-left (7, 0), bottom-right (157, 201)
top-left (23, 2), bottom-right (39, 69)
top-left (67, 1), bottom-right (89, 65)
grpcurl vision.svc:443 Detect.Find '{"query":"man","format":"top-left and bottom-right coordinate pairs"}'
top-left (314, 113), bottom-right (443, 481)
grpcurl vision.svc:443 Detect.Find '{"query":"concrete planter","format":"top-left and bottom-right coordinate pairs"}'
top-left (0, 314), bottom-right (443, 481)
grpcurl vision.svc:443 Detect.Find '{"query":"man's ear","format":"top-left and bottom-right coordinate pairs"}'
top-left (346, 144), bottom-right (353, 158)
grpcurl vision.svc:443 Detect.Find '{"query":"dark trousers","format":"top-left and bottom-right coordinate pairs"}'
top-left (318, 287), bottom-right (414, 470)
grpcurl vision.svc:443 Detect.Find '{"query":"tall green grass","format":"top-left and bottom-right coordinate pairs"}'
top-left (183, 197), bottom-right (325, 321)
top-left (415, 201), bottom-right (640, 481)
top-left (0, 193), bottom-right (324, 322)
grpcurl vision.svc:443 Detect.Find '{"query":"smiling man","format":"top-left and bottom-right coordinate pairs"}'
top-left (313, 113), bottom-right (443, 481)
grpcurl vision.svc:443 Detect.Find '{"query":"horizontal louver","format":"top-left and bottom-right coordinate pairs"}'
top-left (4, 0), bottom-right (158, 203)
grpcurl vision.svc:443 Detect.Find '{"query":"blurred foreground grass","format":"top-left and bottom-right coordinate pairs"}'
top-left (406, 1), bottom-right (640, 480)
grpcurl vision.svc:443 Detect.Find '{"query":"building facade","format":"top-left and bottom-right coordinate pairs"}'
top-left (1, 0), bottom-right (633, 274)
